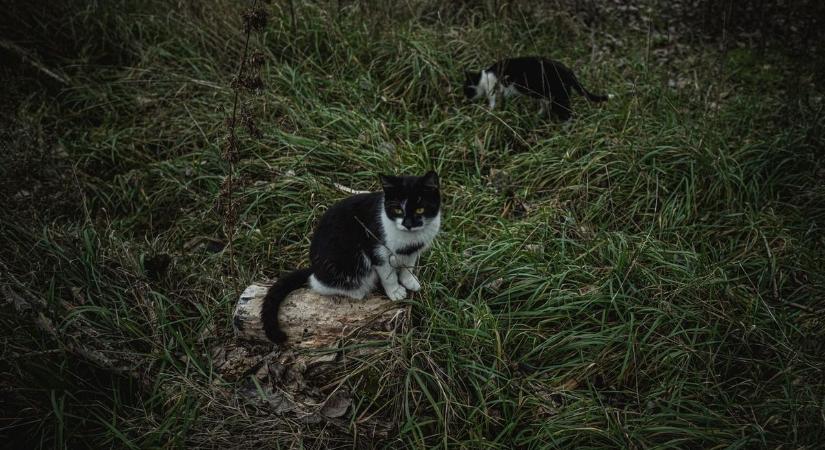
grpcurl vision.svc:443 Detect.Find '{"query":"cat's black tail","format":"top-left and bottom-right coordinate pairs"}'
top-left (570, 76), bottom-right (609, 102)
top-left (261, 268), bottom-right (313, 343)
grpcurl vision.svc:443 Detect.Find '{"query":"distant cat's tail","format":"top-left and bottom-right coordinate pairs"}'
top-left (570, 76), bottom-right (609, 102)
top-left (261, 268), bottom-right (313, 343)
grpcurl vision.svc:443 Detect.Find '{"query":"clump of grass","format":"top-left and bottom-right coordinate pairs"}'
top-left (1, 0), bottom-right (824, 448)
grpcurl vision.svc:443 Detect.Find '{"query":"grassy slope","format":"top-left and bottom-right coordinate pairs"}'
top-left (2, 1), bottom-right (824, 448)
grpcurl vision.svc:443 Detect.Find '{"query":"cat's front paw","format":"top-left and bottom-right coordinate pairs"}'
top-left (399, 272), bottom-right (421, 292)
top-left (385, 285), bottom-right (407, 301)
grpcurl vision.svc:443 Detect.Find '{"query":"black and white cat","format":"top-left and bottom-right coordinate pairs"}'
top-left (463, 56), bottom-right (610, 120)
top-left (261, 171), bottom-right (442, 343)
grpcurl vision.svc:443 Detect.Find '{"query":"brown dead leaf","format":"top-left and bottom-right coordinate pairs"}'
top-left (321, 390), bottom-right (352, 418)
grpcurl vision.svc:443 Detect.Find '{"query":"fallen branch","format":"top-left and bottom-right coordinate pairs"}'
top-left (0, 39), bottom-right (70, 85)
top-left (333, 182), bottom-right (370, 195)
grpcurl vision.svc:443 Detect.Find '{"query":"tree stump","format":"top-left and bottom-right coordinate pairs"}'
top-left (233, 283), bottom-right (406, 348)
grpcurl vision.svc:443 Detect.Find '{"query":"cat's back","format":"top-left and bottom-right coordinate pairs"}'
top-left (491, 56), bottom-right (573, 78)
top-left (489, 56), bottom-right (541, 74)
top-left (309, 192), bottom-right (383, 271)
top-left (313, 192), bottom-right (383, 242)
top-left (321, 192), bottom-right (382, 223)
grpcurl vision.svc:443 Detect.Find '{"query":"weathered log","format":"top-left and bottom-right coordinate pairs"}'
top-left (233, 283), bottom-right (406, 348)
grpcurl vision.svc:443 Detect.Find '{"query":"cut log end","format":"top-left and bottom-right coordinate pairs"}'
top-left (233, 283), bottom-right (406, 349)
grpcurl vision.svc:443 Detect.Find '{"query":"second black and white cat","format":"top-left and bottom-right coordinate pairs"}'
top-left (463, 56), bottom-right (610, 120)
top-left (261, 171), bottom-right (441, 343)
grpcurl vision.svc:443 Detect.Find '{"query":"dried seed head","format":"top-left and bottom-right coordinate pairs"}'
top-left (241, 74), bottom-right (264, 93)
top-left (223, 201), bottom-right (238, 229)
top-left (245, 119), bottom-right (262, 138)
top-left (221, 133), bottom-right (240, 162)
top-left (249, 51), bottom-right (266, 68)
top-left (230, 74), bottom-right (241, 91)
top-left (243, 7), bottom-right (269, 32)
top-left (240, 105), bottom-right (262, 138)
top-left (216, 177), bottom-right (238, 221)
top-left (231, 72), bottom-right (265, 93)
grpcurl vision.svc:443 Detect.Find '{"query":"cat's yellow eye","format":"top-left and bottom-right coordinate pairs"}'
top-left (393, 208), bottom-right (403, 215)
top-left (415, 207), bottom-right (425, 214)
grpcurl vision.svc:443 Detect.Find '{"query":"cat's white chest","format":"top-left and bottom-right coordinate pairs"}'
top-left (380, 213), bottom-right (441, 256)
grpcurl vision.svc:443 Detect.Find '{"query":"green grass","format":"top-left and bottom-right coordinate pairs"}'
top-left (2, 1), bottom-right (824, 448)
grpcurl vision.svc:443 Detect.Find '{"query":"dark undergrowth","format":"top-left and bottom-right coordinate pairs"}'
top-left (1, 1), bottom-right (824, 448)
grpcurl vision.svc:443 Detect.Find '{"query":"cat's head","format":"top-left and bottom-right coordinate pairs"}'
top-left (379, 171), bottom-right (441, 232)
top-left (463, 70), bottom-right (483, 100)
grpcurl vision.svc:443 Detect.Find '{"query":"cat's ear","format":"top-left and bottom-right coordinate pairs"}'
top-left (379, 174), bottom-right (401, 191)
top-left (420, 171), bottom-right (439, 190)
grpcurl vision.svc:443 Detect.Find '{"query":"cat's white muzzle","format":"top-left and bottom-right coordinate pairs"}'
top-left (394, 217), bottom-right (425, 232)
